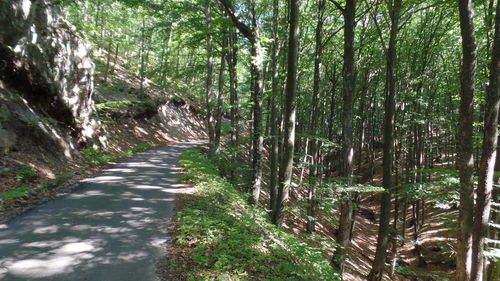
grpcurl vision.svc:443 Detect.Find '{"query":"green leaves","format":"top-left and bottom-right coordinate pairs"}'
top-left (174, 149), bottom-right (340, 280)
top-left (15, 165), bottom-right (37, 183)
top-left (82, 144), bottom-right (152, 166)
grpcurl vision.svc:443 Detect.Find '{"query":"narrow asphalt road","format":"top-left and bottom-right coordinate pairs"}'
top-left (0, 140), bottom-right (205, 280)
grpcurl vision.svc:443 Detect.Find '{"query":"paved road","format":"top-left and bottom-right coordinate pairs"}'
top-left (0, 140), bottom-right (204, 280)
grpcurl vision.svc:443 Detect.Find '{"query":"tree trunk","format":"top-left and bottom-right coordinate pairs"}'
top-left (205, 0), bottom-right (215, 156)
top-left (228, 31), bottom-right (238, 146)
top-left (333, 0), bottom-right (356, 276)
top-left (471, 1), bottom-right (500, 280)
top-left (214, 29), bottom-right (228, 154)
top-left (103, 39), bottom-right (113, 83)
top-left (273, 0), bottom-right (299, 226)
top-left (456, 0), bottom-right (478, 280)
top-left (249, 2), bottom-right (265, 205)
top-left (269, 0), bottom-right (280, 216)
top-left (111, 42), bottom-right (119, 77)
top-left (368, 1), bottom-right (401, 280)
top-left (306, 0), bottom-right (326, 234)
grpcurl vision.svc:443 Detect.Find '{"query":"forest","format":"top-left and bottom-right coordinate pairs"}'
top-left (0, 0), bottom-right (499, 280)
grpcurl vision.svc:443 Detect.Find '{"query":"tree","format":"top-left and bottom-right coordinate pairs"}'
top-left (456, 0), bottom-right (477, 280)
top-left (368, 0), bottom-right (402, 280)
top-left (205, 0), bottom-right (216, 156)
top-left (332, 0), bottom-right (356, 276)
top-left (273, 0), bottom-right (300, 226)
top-left (306, 0), bottom-right (326, 234)
top-left (214, 24), bottom-right (228, 154)
top-left (471, 0), bottom-right (500, 280)
top-left (219, 0), bottom-right (266, 205)
top-left (269, 0), bottom-right (280, 216)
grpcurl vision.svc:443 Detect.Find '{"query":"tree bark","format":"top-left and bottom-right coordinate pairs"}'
top-left (471, 1), bottom-right (500, 280)
top-left (227, 31), bottom-right (238, 146)
top-left (368, 1), bottom-right (401, 280)
top-left (273, 0), bottom-right (300, 226)
top-left (205, 0), bottom-right (215, 156)
top-left (218, 0), bottom-right (265, 204)
top-left (269, 0), bottom-right (280, 216)
top-left (306, 0), bottom-right (326, 234)
top-left (456, 1), bottom-right (478, 280)
top-left (333, 0), bottom-right (356, 276)
top-left (214, 28), bottom-right (228, 154)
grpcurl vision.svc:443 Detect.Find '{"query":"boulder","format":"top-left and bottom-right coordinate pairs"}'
top-left (0, 0), bottom-right (105, 157)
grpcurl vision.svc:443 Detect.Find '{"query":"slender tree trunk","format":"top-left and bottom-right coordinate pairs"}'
top-left (111, 42), bottom-right (119, 76)
top-left (471, 1), bottom-right (500, 280)
top-left (214, 29), bottom-right (228, 154)
top-left (205, 0), bottom-right (215, 156)
top-left (456, 1), bottom-right (478, 280)
top-left (269, 0), bottom-right (280, 215)
top-left (249, 20), bottom-right (265, 204)
top-left (228, 31), bottom-right (238, 146)
top-left (368, 1), bottom-right (401, 280)
top-left (139, 16), bottom-right (146, 92)
top-left (273, 0), bottom-right (299, 226)
top-left (306, 0), bottom-right (326, 234)
top-left (103, 39), bottom-right (113, 83)
top-left (333, 0), bottom-right (356, 276)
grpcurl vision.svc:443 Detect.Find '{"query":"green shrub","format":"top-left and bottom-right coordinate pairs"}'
top-left (174, 149), bottom-right (340, 281)
top-left (82, 147), bottom-right (113, 165)
top-left (0, 169), bottom-right (10, 178)
top-left (130, 143), bottom-right (152, 153)
top-left (395, 265), bottom-right (451, 281)
top-left (15, 165), bottom-right (37, 182)
top-left (42, 172), bottom-right (75, 189)
top-left (83, 144), bottom-right (152, 166)
top-left (0, 186), bottom-right (32, 208)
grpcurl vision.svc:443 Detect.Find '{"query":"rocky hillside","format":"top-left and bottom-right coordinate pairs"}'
top-left (0, 0), bottom-right (206, 218)
top-left (0, 0), bottom-right (103, 157)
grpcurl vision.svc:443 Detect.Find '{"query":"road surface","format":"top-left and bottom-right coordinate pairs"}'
top-left (0, 140), bottom-right (204, 280)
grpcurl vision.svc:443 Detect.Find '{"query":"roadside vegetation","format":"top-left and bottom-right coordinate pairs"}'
top-left (168, 149), bottom-right (339, 281)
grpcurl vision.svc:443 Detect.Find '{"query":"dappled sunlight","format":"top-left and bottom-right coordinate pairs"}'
top-left (0, 141), bottom-right (205, 280)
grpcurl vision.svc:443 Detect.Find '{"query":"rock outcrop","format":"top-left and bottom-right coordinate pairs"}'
top-left (0, 0), bottom-right (104, 157)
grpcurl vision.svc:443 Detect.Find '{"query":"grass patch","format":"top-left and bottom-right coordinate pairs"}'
top-left (82, 144), bottom-right (152, 166)
top-left (172, 149), bottom-right (339, 281)
top-left (40, 172), bottom-right (75, 190)
top-left (0, 185), bottom-right (32, 209)
top-left (395, 265), bottom-right (452, 281)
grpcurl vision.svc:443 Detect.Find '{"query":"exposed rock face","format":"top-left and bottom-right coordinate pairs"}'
top-left (0, 0), bottom-right (103, 157)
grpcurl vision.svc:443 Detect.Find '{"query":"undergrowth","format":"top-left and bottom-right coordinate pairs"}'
top-left (82, 143), bottom-right (152, 166)
top-left (173, 149), bottom-right (339, 281)
top-left (0, 185), bottom-right (32, 209)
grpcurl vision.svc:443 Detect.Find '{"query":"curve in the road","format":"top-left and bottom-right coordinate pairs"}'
top-left (0, 140), bottom-right (205, 281)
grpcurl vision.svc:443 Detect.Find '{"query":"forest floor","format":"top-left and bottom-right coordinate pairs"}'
top-left (247, 144), bottom-right (457, 281)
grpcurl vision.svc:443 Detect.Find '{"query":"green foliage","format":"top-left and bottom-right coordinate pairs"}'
top-left (175, 149), bottom-right (339, 281)
top-left (129, 143), bottom-right (152, 153)
top-left (41, 172), bottom-right (75, 190)
top-left (0, 169), bottom-right (10, 178)
top-left (397, 169), bottom-right (460, 208)
top-left (0, 186), bottom-right (32, 208)
top-left (82, 144), bottom-right (152, 166)
top-left (15, 165), bottom-right (37, 183)
top-left (395, 265), bottom-right (452, 281)
top-left (0, 186), bottom-right (31, 201)
top-left (82, 147), bottom-right (113, 165)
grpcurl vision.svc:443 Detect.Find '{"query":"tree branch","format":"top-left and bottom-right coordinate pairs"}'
top-left (328, 0), bottom-right (345, 14)
top-left (218, 0), bottom-right (254, 40)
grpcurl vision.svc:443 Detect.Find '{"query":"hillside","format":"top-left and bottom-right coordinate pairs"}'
top-left (0, 0), bottom-right (205, 222)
